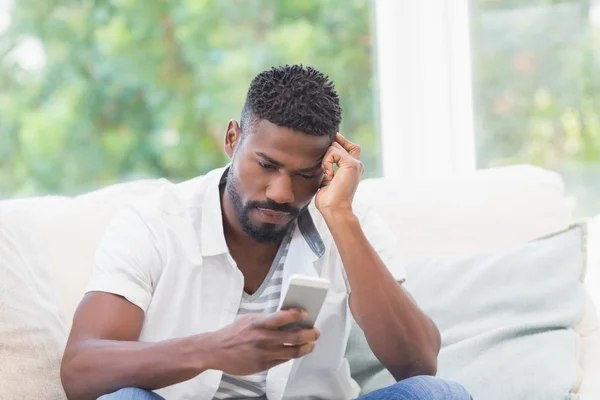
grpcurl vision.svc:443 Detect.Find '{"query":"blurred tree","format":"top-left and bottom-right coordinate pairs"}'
top-left (471, 0), bottom-right (600, 216)
top-left (0, 0), bottom-right (379, 196)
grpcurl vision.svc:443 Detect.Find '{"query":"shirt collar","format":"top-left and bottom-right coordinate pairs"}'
top-left (199, 166), bottom-right (325, 259)
top-left (297, 207), bottom-right (325, 259)
top-left (199, 167), bottom-right (229, 257)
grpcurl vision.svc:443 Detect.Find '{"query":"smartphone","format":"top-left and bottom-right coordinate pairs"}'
top-left (278, 274), bottom-right (330, 331)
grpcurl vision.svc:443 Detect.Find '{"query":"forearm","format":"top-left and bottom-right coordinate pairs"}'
top-left (322, 209), bottom-right (441, 379)
top-left (61, 333), bottom-right (216, 400)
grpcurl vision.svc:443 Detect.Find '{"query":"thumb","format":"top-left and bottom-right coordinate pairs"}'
top-left (320, 169), bottom-right (333, 188)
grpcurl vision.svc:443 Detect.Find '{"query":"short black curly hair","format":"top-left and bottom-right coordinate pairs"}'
top-left (240, 65), bottom-right (342, 140)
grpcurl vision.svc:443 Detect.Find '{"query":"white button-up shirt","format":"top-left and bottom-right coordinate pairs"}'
top-left (86, 167), bottom-right (406, 400)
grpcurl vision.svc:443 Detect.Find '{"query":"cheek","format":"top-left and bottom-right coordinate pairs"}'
top-left (234, 160), bottom-right (269, 199)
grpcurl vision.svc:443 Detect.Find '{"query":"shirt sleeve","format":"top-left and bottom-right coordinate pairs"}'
top-left (336, 201), bottom-right (407, 294)
top-left (85, 206), bottom-right (162, 312)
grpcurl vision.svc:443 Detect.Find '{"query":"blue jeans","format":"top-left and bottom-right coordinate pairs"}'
top-left (98, 388), bottom-right (164, 400)
top-left (100, 376), bottom-right (471, 399)
top-left (357, 376), bottom-right (472, 399)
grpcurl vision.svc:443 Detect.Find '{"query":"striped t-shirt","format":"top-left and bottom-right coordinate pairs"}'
top-left (214, 233), bottom-right (292, 399)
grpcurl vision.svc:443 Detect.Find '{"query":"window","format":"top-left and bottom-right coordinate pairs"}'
top-left (374, 1), bottom-right (476, 179)
top-left (470, 0), bottom-right (600, 218)
top-left (0, 0), bottom-right (380, 197)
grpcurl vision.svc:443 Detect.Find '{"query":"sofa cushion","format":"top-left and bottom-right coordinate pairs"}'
top-left (0, 204), bottom-right (68, 400)
top-left (355, 164), bottom-right (570, 257)
top-left (347, 224), bottom-right (587, 400)
top-left (32, 179), bottom-right (170, 325)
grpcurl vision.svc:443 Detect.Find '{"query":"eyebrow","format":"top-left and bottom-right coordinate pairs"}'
top-left (255, 152), bottom-right (323, 173)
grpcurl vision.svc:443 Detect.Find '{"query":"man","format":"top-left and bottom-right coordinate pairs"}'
top-left (61, 65), bottom-right (471, 400)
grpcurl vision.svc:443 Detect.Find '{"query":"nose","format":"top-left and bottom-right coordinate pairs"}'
top-left (266, 173), bottom-right (295, 205)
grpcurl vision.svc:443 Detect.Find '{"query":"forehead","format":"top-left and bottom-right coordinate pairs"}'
top-left (244, 120), bottom-right (332, 164)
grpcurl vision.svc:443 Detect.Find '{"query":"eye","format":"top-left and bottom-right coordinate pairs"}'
top-left (298, 173), bottom-right (320, 180)
top-left (258, 161), bottom-right (276, 170)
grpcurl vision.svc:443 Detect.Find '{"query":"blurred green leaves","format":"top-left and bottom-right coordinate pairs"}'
top-left (0, 0), bottom-right (379, 197)
top-left (472, 0), bottom-right (600, 216)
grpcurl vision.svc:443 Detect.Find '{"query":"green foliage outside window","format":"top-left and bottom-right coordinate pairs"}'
top-left (0, 0), bottom-right (379, 197)
top-left (472, 0), bottom-right (600, 216)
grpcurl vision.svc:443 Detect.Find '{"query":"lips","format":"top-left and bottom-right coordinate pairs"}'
top-left (256, 208), bottom-right (292, 224)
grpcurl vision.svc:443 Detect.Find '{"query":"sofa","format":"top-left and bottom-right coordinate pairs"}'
top-left (1, 164), bottom-right (599, 399)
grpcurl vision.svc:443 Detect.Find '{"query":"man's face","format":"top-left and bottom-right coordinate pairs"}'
top-left (225, 119), bottom-right (332, 243)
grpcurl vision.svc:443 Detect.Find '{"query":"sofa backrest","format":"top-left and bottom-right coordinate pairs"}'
top-left (354, 164), bottom-right (570, 257)
top-left (2, 164), bottom-right (571, 326)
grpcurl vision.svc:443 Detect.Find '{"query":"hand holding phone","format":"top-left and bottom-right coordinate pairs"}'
top-left (210, 308), bottom-right (320, 376)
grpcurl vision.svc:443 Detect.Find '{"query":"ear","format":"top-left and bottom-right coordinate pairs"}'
top-left (224, 120), bottom-right (242, 159)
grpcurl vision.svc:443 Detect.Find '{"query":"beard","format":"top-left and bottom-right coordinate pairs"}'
top-left (225, 168), bottom-right (300, 244)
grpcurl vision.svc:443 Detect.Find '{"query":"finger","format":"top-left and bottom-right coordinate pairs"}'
top-left (256, 327), bottom-right (320, 351)
top-left (276, 328), bottom-right (320, 346)
top-left (288, 328), bottom-right (320, 345)
top-left (320, 168), bottom-right (333, 188)
top-left (332, 142), bottom-right (360, 165)
top-left (260, 309), bottom-right (307, 330)
top-left (272, 341), bottom-right (316, 361)
top-left (321, 146), bottom-right (343, 178)
top-left (331, 141), bottom-right (348, 154)
top-left (335, 133), bottom-right (361, 160)
top-left (329, 142), bottom-right (364, 174)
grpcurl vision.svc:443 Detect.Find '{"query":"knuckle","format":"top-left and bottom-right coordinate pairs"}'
top-left (252, 332), bottom-right (268, 347)
top-left (249, 318), bottom-right (262, 329)
top-left (295, 309), bottom-right (305, 320)
top-left (293, 333), bottom-right (304, 344)
top-left (312, 329), bottom-right (320, 341)
top-left (303, 342), bottom-right (316, 356)
top-left (293, 346), bottom-right (304, 358)
top-left (251, 335), bottom-right (262, 347)
top-left (257, 358), bottom-right (269, 370)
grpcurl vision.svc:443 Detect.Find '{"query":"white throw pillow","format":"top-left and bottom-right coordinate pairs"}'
top-left (0, 204), bottom-right (68, 400)
top-left (36, 179), bottom-right (172, 324)
top-left (347, 224), bottom-right (587, 400)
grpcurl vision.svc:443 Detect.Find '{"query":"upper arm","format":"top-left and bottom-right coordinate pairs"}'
top-left (67, 292), bottom-right (144, 344)
top-left (67, 206), bottom-right (162, 346)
